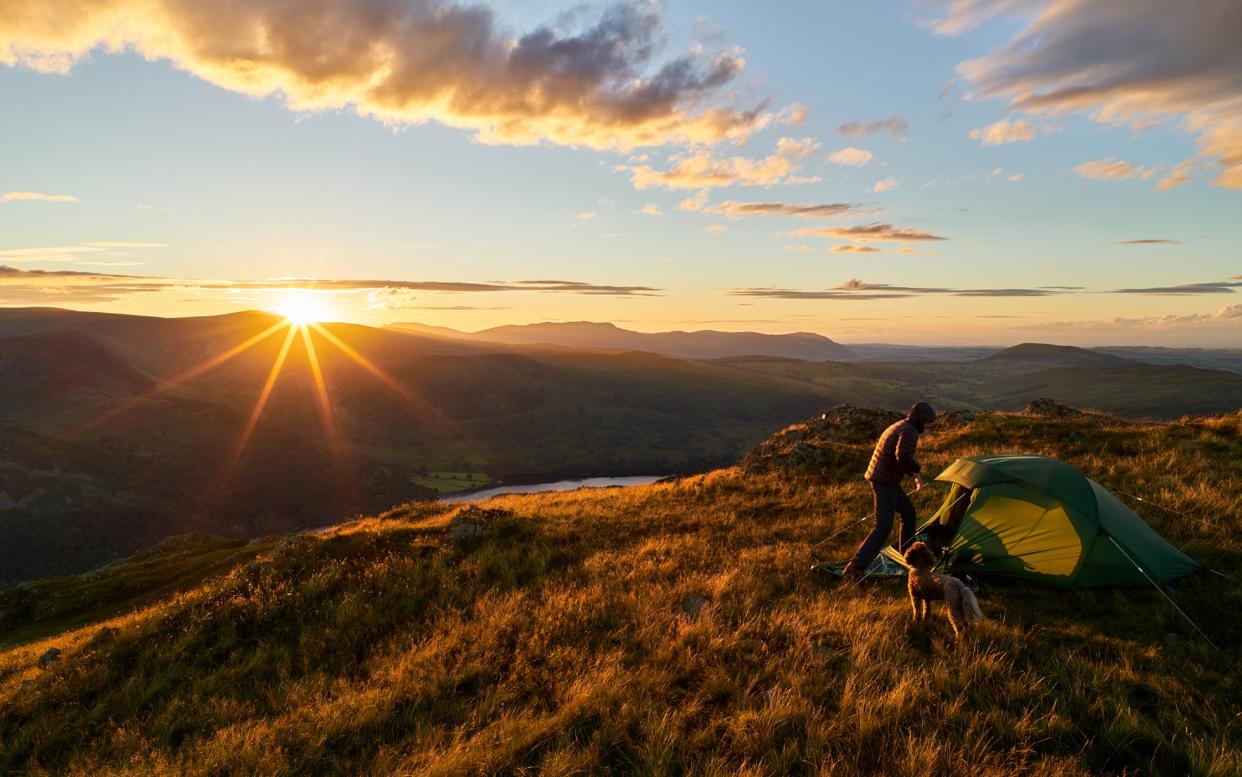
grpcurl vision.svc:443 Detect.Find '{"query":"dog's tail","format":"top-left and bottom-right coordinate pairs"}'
top-left (962, 587), bottom-right (984, 623)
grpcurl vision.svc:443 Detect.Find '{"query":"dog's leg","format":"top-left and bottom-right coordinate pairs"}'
top-left (945, 590), bottom-right (966, 639)
top-left (910, 591), bottom-right (921, 622)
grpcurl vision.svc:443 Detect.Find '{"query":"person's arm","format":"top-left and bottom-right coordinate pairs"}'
top-left (895, 425), bottom-right (922, 481)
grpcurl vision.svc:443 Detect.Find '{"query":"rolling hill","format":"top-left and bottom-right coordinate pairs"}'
top-left (2, 308), bottom-right (1240, 584)
top-left (0, 308), bottom-right (842, 583)
top-left (389, 320), bottom-right (856, 360)
top-left (981, 343), bottom-right (1134, 369)
top-left (1, 408), bottom-right (1237, 775)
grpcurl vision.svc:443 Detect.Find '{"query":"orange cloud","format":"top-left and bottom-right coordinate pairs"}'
top-left (1, 191), bottom-right (77, 203)
top-left (0, 1), bottom-right (773, 151)
top-left (1074, 158), bottom-right (1158, 181)
top-left (969, 118), bottom-right (1057, 146)
top-left (793, 223), bottom-right (948, 243)
top-left (626, 153), bottom-right (793, 190)
top-left (827, 147), bottom-right (873, 166)
top-left (940, 0), bottom-right (1242, 188)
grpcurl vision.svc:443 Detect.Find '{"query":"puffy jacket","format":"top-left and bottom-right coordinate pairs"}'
top-left (865, 419), bottom-right (921, 486)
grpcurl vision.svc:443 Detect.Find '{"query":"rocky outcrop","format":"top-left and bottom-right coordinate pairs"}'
top-left (741, 405), bottom-right (903, 477)
top-left (1024, 398), bottom-right (1082, 418)
top-left (447, 505), bottom-right (514, 542)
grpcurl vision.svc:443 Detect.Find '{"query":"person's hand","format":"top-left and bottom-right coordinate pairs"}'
top-left (914, 475), bottom-right (925, 492)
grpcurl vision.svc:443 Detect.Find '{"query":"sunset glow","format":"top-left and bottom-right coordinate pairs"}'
top-left (274, 293), bottom-right (334, 326)
top-left (1, 1), bottom-right (1240, 347)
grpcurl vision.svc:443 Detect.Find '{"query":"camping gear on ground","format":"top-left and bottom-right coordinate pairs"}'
top-left (812, 454), bottom-right (1213, 645)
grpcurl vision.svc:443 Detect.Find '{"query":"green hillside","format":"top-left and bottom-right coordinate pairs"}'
top-left (0, 310), bottom-right (839, 584)
top-left (1, 409), bottom-right (1238, 775)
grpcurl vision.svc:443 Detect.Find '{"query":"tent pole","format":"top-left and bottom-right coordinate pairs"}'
top-left (1105, 535), bottom-right (1219, 651)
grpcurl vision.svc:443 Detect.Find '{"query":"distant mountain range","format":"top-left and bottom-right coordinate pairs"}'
top-left (389, 320), bottom-right (855, 361)
top-left (1, 308), bottom-right (1240, 584)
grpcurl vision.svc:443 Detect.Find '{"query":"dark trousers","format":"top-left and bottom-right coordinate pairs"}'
top-left (850, 481), bottom-right (916, 571)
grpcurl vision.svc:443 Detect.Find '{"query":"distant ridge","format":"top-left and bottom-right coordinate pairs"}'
top-left (388, 320), bottom-right (854, 361)
top-left (982, 342), bottom-right (1134, 368)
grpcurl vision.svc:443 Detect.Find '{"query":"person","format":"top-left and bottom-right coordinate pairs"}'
top-left (841, 402), bottom-right (936, 584)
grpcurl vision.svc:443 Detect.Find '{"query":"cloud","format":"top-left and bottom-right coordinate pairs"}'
top-left (678, 189), bottom-right (709, 211)
top-left (728, 278), bottom-right (1069, 300)
top-left (703, 200), bottom-right (858, 219)
top-left (0, 242), bottom-right (164, 263)
top-left (0, 265), bottom-right (664, 306)
top-left (0, 264), bottom-right (169, 304)
top-left (1019, 303), bottom-right (1242, 332)
top-left (0, 265), bottom-right (134, 278)
top-left (776, 136), bottom-right (821, 158)
top-left (575, 211), bottom-right (598, 222)
top-left (638, 203), bottom-right (663, 216)
top-left (1, 191), bottom-right (78, 203)
top-left (702, 224), bottom-right (726, 234)
top-left (837, 116), bottom-right (908, 140)
top-left (937, 0), bottom-right (1242, 188)
top-left (1155, 160), bottom-right (1195, 191)
top-left (872, 177), bottom-right (899, 193)
top-left (1113, 239), bottom-right (1180, 245)
top-left (895, 247), bottom-right (935, 256)
top-left (783, 245), bottom-right (814, 253)
top-left (1007, 173), bottom-right (1023, 182)
top-left (827, 147), bottom-right (873, 166)
top-left (1074, 158), bottom-right (1159, 182)
top-left (1113, 279), bottom-right (1242, 295)
top-left (968, 118), bottom-right (1056, 145)
top-left (831, 245), bottom-right (881, 253)
top-left (783, 104), bottom-right (809, 125)
top-left (624, 152), bottom-right (794, 190)
top-left (0, 1), bottom-right (775, 151)
top-left (0, 245), bottom-right (104, 262)
top-left (793, 223), bottom-right (948, 243)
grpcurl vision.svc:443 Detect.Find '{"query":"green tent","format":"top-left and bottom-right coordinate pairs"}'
top-left (917, 454), bottom-right (1199, 588)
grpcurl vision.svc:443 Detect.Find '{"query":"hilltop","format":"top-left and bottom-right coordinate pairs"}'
top-left (1, 407), bottom-right (1239, 775)
top-left (387, 320), bottom-right (856, 361)
top-left (982, 343), bottom-right (1134, 368)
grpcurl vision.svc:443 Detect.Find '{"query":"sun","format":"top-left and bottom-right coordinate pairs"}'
top-left (274, 292), bottom-right (333, 326)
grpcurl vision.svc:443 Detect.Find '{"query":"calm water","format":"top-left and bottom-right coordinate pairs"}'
top-left (440, 476), bottom-right (666, 504)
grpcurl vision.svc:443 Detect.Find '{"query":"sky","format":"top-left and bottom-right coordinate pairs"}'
top-left (1, 0), bottom-right (1240, 346)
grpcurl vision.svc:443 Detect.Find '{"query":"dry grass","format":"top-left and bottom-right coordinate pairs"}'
top-left (0, 411), bottom-right (1239, 775)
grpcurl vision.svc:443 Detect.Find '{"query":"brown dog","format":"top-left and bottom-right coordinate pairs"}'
top-left (904, 541), bottom-right (983, 638)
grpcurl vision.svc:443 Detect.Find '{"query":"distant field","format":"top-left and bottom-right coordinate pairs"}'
top-left (412, 471), bottom-right (491, 493)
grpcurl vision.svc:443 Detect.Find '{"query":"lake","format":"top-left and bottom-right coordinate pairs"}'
top-left (439, 476), bottom-right (667, 504)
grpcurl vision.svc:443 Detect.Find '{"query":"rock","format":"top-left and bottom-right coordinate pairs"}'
top-left (38, 647), bottom-right (61, 669)
top-left (680, 593), bottom-right (710, 619)
top-left (1024, 398), bottom-right (1081, 418)
top-left (271, 534), bottom-right (317, 560)
top-left (447, 505), bottom-right (513, 541)
top-left (740, 405), bottom-right (904, 477)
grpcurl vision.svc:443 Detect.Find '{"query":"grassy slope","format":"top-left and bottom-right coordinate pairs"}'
top-left (1, 411), bottom-right (1240, 775)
